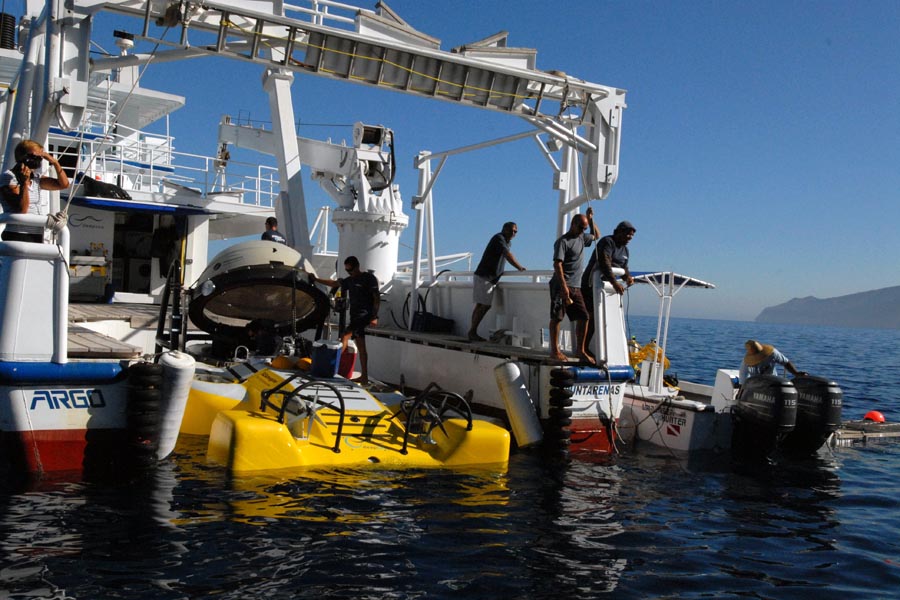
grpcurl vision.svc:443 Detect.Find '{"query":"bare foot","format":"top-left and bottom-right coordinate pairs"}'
top-left (468, 332), bottom-right (486, 342)
top-left (550, 352), bottom-right (570, 362)
top-left (577, 353), bottom-right (597, 366)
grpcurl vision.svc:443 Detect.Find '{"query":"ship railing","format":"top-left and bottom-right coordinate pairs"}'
top-left (67, 124), bottom-right (280, 206)
top-left (393, 268), bottom-right (555, 285)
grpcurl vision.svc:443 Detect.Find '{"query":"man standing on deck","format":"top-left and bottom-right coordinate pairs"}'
top-left (261, 216), bottom-right (287, 244)
top-left (312, 256), bottom-right (380, 385)
top-left (549, 207), bottom-right (599, 364)
top-left (581, 220), bottom-right (636, 357)
top-left (467, 222), bottom-right (526, 342)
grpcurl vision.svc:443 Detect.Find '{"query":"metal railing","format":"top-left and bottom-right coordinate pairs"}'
top-left (55, 120), bottom-right (281, 207)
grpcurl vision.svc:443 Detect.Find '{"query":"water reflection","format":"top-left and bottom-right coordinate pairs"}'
top-left (0, 460), bottom-right (190, 599)
top-left (517, 453), bottom-right (627, 594)
top-left (5, 426), bottom-right (896, 599)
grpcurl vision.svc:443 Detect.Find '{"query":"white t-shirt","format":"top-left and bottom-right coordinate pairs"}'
top-left (0, 168), bottom-right (46, 234)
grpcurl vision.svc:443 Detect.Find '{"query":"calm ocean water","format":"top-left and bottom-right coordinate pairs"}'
top-left (2, 317), bottom-right (900, 599)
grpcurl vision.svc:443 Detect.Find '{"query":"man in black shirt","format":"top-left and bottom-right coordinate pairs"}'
top-left (261, 216), bottom-right (287, 244)
top-left (312, 256), bottom-right (380, 384)
top-left (581, 220), bottom-right (636, 358)
top-left (467, 222), bottom-right (526, 341)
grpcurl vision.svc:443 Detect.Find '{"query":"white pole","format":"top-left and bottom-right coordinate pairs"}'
top-left (409, 152), bottom-right (432, 328)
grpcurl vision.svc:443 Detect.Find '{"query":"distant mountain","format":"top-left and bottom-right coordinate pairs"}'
top-left (755, 285), bottom-right (900, 329)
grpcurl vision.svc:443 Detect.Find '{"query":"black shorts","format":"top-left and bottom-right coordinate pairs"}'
top-left (549, 283), bottom-right (589, 322)
top-left (581, 285), bottom-right (594, 312)
top-left (345, 313), bottom-right (374, 337)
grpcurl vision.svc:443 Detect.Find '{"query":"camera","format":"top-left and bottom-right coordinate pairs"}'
top-left (22, 154), bottom-right (43, 169)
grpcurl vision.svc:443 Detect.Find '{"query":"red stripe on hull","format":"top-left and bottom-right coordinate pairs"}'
top-left (569, 418), bottom-right (617, 454)
top-left (1, 428), bottom-right (129, 474)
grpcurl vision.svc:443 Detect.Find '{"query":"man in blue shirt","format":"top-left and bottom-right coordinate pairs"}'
top-left (467, 222), bottom-right (526, 341)
top-left (739, 340), bottom-right (807, 383)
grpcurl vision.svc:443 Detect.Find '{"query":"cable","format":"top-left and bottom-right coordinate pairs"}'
top-left (60, 24), bottom-right (174, 218)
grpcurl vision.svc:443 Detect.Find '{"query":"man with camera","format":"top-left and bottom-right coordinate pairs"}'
top-left (0, 139), bottom-right (70, 242)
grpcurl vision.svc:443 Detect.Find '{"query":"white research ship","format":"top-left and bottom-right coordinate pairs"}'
top-left (1, 0), bottom-right (643, 471)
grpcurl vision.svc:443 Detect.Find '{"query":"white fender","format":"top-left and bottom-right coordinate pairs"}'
top-left (157, 350), bottom-right (196, 459)
top-left (494, 361), bottom-right (542, 448)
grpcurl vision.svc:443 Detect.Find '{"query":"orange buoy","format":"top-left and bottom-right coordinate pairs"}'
top-left (863, 410), bottom-right (885, 423)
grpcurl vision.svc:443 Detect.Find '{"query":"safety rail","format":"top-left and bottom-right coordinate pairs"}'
top-left (400, 383), bottom-right (473, 455)
top-left (395, 269), bottom-right (557, 285)
top-left (53, 120), bottom-right (280, 206)
top-left (259, 375), bottom-right (347, 454)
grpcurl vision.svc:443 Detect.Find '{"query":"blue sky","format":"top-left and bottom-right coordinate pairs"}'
top-left (104, 0), bottom-right (899, 321)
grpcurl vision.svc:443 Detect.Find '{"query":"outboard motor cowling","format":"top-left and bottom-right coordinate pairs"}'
top-left (732, 375), bottom-right (797, 462)
top-left (734, 375), bottom-right (798, 432)
top-left (782, 374), bottom-right (843, 456)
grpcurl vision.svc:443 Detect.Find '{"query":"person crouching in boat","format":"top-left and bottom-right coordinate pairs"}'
top-left (311, 256), bottom-right (380, 385)
top-left (0, 140), bottom-right (70, 243)
top-left (739, 339), bottom-right (808, 384)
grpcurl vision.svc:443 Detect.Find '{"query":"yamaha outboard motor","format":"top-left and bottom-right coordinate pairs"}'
top-left (732, 375), bottom-right (797, 462)
top-left (781, 374), bottom-right (842, 456)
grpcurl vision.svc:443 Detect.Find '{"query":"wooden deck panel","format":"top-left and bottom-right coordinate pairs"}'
top-left (68, 325), bottom-right (142, 359)
top-left (70, 303), bottom-right (161, 329)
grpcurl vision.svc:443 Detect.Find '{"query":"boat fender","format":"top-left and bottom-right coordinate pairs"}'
top-left (493, 362), bottom-right (542, 448)
top-left (126, 361), bottom-right (164, 466)
top-left (563, 365), bottom-right (635, 383)
top-left (156, 350), bottom-right (196, 460)
top-left (545, 368), bottom-right (576, 452)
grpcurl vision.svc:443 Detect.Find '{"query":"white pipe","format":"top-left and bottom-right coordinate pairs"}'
top-left (426, 183), bottom-right (436, 281)
top-left (54, 226), bottom-right (70, 364)
top-left (414, 129), bottom-right (537, 165)
top-left (4, 10), bottom-right (46, 167)
top-left (409, 153), bottom-right (431, 328)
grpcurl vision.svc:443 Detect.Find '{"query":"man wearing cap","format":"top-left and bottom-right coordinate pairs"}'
top-left (739, 340), bottom-right (808, 384)
top-left (581, 220), bottom-right (636, 357)
top-left (468, 222), bottom-right (526, 342)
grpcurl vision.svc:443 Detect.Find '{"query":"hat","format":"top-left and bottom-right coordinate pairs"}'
top-left (743, 339), bottom-right (774, 366)
top-left (614, 220), bottom-right (636, 233)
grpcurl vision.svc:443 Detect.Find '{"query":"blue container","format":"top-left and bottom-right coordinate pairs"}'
top-left (311, 340), bottom-right (342, 378)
